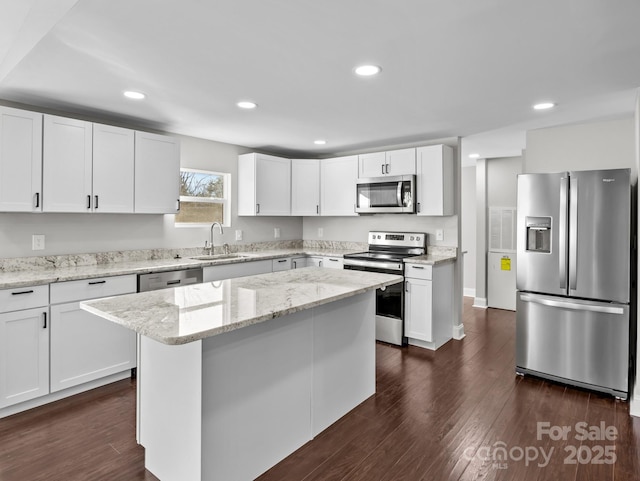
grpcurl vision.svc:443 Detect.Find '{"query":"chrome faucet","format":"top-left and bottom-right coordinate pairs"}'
top-left (206, 222), bottom-right (223, 255)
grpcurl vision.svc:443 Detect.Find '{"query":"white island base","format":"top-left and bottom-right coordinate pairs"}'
top-left (138, 292), bottom-right (375, 481)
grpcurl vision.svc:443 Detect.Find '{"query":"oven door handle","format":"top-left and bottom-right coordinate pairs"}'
top-left (343, 258), bottom-right (404, 271)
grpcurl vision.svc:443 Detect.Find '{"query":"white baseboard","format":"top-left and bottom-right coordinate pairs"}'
top-left (473, 297), bottom-right (488, 309)
top-left (453, 323), bottom-right (465, 340)
top-left (464, 287), bottom-right (476, 298)
top-left (631, 394), bottom-right (640, 418)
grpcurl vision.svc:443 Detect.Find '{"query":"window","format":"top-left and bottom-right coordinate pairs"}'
top-left (175, 168), bottom-right (230, 226)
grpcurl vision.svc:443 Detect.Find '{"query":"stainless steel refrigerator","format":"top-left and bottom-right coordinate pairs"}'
top-left (516, 168), bottom-right (631, 398)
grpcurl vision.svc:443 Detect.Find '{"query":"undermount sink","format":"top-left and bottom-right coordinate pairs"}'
top-left (189, 253), bottom-right (249, 261)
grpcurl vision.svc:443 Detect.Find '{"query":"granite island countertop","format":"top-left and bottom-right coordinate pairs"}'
top-left (81, 267), bottom-right (403, 345)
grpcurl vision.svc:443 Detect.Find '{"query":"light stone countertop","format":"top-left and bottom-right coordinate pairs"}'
top-left (0, 248), bottom-right (361, 290)
top-left (81, 267), bottom-right (403, 345)
top-left (404, 254), bottom-right (457, 266)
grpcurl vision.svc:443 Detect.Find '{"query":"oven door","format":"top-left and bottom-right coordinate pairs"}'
top-left (344, 263), bottom-right (406, 345)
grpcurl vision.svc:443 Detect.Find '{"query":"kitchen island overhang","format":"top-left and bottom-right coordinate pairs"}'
top-left (81, 267), bottom-right (403, 481)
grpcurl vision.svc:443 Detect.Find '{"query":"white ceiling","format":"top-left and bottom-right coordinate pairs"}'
top-left (1, 0), bottom-right (639, 159)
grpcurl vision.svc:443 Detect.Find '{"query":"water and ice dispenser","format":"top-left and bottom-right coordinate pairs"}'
top-left (525, 217), bottom-right (551, 253)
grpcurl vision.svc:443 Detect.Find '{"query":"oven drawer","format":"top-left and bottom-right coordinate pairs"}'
top-left (404, 263), bottom-right (432, 280)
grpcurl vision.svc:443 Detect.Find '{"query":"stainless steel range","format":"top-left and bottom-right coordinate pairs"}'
top-left (343, 231), bottom-right (426, 346)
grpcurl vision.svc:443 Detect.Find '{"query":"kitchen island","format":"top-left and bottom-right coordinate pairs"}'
top-left (82, 267), bottom-right (402, 481)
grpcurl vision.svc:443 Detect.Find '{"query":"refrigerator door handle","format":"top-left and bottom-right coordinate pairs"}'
top-left (520, 294), bottom-right (625, 315)
top-left (559, 176), bottom-right (568, 289)
top-left (569, 176), bottom-right (578, 290)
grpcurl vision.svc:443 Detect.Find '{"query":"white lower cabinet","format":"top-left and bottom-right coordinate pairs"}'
top-left (203, 259), bottom-right (273, 282)
top-left (0, 306), bottom-right (49, 408)
top-left (291, 257), bottom-right (309, 269)
top-left (405, 276), bottom-right (433, 342)
top-left (49, 275), bottom-right (136, 393)
top-left (404, 262), bottom-right (454, 350)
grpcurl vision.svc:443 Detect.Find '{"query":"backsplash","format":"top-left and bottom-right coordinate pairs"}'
top-left (427, 245), bottom-right (458, 257)
top-left (302, 240), bottom-right (368, 251)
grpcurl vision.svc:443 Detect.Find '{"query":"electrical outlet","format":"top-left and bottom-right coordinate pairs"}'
top-left (235, 230), bottom-right (243, 241)
top-left (274, 227), bottom-right (281, 239)
top-left (436, 229), bottom-right (444, 241)
top-left (318, 228), bottom-right (324, 238)
top-left (32, 234), bottom-right (45, 251)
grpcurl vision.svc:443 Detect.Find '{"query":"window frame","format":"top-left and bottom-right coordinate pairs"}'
top-left (175, 167), bottom-right (231, 228)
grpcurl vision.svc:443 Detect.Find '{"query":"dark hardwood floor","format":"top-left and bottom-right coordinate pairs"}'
top-left (1, 298), bottom-right (638, 480)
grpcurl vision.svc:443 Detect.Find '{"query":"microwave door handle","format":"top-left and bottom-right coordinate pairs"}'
top-left (559, 176), bottom-right (568, 289)
top-left (397, 181), bottom-right (402, 207)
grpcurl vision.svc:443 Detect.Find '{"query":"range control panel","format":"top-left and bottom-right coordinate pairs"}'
top-left (368, 231), bottom-right (426, 248)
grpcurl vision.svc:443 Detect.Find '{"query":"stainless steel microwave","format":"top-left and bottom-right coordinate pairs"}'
top-left (355, 175), bottom-right (416, 214)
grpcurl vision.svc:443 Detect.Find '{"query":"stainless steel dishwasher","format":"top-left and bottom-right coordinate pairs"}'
top-left (137, 267), bottom-right (203, 292)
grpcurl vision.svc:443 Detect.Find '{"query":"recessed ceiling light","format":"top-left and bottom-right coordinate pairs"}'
top-left (469, 153), bottom-right (480, 159)
top-left (533, 102), bottom-right (555, 110)
top-left (314, 139), bottom-right (327, 145)
top-left (237, 101), bottom-right (257, 109)
top-left (354, 65), bottom-right (382, 77)
top-left (123, 91), bottom-right (145, 100)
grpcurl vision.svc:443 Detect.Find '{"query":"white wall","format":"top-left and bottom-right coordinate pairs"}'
top-left (303, 214), bottom-right (457, 247)
top-left (0, 133), bottom-right (303, 258)
top-left (487, 157), bottom-right (522, 208)
top-left (461, 165), bottom-right (476, 297)
top-left (525, 117), bottom-right (636, 178)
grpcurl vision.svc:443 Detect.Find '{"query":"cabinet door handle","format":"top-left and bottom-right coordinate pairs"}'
top-left (11, 289), bottom-right (34, 296)
top-left (278, 259), bottom-right (287, 263)
top-left (256, 203), bottom-right (260, 214)
top-left (381, 164), bottom-right (385, 175)
top-left (417, 202), bottom-right (421, 213)
top-left (386, 163), bottom-right (390, 174)
top-left (316, 205), bottom-right (319, 214)
top-left (177, 199), bottom-right (181, 211)
top-left (405, 282), bottom-right (410, 293)
top-left (43, 312), bottom-right (47, 329)
top-left (34, 193), bottom-right (40, 208)
top-left (88, 280), bottom-right (106, 285)
top-left (293, 261), bottom-right (297, 268)
top-left (87, 195), bottom-right (92, 209)
top-left (329, 258), bottom-right (338, 262)
top-left (94, 195), bottom-right (99, 209)
top-left (410, 265), bottom-right (425, 269)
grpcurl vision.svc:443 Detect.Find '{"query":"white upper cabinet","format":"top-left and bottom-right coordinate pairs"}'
top-left (134, 131), bottom-right (180, 214)
top-left (385, 148), bottom-right (416, 175)
top-left (42, 115), bottom-right (93, 213)
top-left (320, 155), bottom-right (358, 216)
top-left (238, 153), bottom-right (291, 216)
top-left (291, 159), bottom-right (320, 216)
top-left (358, 151), bottom-right (386, 177)
top-left (0, 107), bottom-right (43, 212)
top-left (416, 144), bottom-right (454, 216)
top-left (358, 148), bottom-right (416, 178)
top-left (92, 123), bottom-right (134, 213)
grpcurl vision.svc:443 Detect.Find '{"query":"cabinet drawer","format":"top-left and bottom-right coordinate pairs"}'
top-left (50, 274), bottom-right (137, 304)
top-left (404, 263), bottom-right (432, 280)
top-left (0, 285), bottom-right (49, 313)
top-left (323, 257), bottom-right (344, 269)
top-left (272, 258), bottom-right (292, 271)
